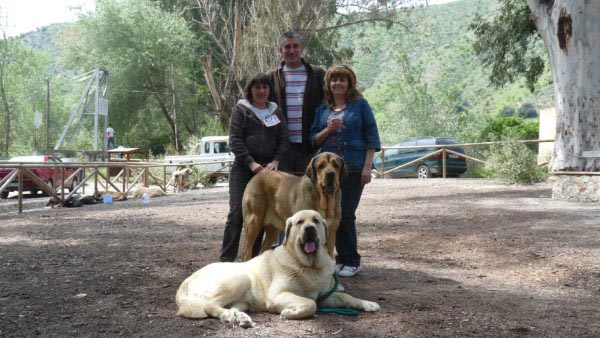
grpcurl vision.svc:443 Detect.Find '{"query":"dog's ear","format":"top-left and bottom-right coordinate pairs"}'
top-left (305, 155), bottom-right (317, 183)
top-left (339, 157), bottom-right (348, 183)
top-left (282, 217), bottom-right (293, 246)
top-left (321, 216), bottom-right (328, 246)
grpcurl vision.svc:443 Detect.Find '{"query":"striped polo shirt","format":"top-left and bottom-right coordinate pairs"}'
top-left (283, 64), bottom-right (307, 143)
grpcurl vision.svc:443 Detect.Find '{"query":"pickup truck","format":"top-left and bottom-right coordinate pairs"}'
top-left (0, 155), bottom-right (79, 199)
top-left (164, 136), bottom-right (234, 183)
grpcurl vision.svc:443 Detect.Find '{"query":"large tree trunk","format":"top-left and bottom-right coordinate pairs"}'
top-left (528, 0), bottom-right (600, 172)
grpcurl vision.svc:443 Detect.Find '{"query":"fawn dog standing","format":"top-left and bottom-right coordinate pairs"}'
top-left (241, 152), bottom-right (346, 261)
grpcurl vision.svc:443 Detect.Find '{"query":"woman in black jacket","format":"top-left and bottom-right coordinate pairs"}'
top-left (219, 73), bottom-right (289, 262)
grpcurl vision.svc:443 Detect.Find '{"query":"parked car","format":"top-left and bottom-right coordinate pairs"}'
top-left (0, 155), bottom-right (80, 199)
top-left (373, 137), bottom-right (467, 179)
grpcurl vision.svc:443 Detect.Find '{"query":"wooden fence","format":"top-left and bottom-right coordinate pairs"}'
top-left (374, 139), bottom-right (554, 178)
top-left (0, 160), bottom-right (233, 213)
top-left (0, 139), bottom-right (558, 213)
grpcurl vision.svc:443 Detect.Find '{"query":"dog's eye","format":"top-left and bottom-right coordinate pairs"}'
top-left (297, 219), bottom-right (304, 225)
top-left (313, 217), bottom-right (320, 224)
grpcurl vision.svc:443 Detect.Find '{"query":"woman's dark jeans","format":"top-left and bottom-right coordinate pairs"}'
top-left (335, 172), bottom-right (364, 267)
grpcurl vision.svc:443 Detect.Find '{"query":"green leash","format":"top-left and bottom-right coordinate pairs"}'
top-left (316, 272), bottom-right (358, 316)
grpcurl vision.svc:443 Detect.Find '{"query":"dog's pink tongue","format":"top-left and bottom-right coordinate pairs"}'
top-left (304, 242), bottom-right (316, 253)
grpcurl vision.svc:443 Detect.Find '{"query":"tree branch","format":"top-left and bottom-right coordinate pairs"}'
top-left (314, 18), bottom-right (408, 33)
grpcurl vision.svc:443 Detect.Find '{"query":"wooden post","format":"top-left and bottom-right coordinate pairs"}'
top-left (442, 148), bottom-right (447, 178)
top-left (94, 167), bottom-right (98, 193)
top-left (163, 165), bottom-right (167, 192)
top-left (17, 167), bottom-right (23, 213)
top-left (61, 167), bottom-right (65, 199)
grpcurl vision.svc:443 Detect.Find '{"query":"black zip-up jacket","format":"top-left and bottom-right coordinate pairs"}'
top-left (228, 100), bottom-right (289, 167)
top-left (266, 59), bottom-right (325, 154)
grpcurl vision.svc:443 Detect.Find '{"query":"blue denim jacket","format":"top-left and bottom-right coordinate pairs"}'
top-left (309, 97), bottom-right (381, 172)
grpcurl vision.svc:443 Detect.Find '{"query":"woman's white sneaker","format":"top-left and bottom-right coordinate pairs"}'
top-left (338, 265), bottom-right (361, 277)
top-left (335, 264), bottom-right (344, 274)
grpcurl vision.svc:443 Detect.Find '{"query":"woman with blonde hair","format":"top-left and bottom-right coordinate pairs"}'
top-left (309, 65), bottom-right (381, 277)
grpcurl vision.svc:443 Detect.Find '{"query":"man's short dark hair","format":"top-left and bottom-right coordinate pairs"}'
top-left (244, 73), bottom-right (271, 103)
top-left (279, 31), bottom-right (304, 49)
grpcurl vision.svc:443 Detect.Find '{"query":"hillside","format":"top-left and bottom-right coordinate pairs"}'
top-left (340, 0), bottom-right (554, 143)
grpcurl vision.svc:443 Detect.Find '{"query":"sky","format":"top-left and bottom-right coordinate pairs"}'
top-left (1, 0), bottom-right (95, 37)
top-left (0, 0), bottom-right (458, 38)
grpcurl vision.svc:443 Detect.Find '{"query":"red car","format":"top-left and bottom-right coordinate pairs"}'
top-left (0, 155), bottom-right (79, 199)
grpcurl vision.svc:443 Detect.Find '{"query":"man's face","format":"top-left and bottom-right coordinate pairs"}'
top-left (279, 37), bottom-right (304, 68)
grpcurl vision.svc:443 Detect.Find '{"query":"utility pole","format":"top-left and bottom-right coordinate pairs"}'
top-left (46, 78), bottom-right (50, 154)
top-left (171, 63), bottom-right (179, 153)
top-left (93, 68), bottom-right (100, 151)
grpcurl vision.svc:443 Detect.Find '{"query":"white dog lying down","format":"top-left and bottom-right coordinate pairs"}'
top-left (175, 209), bottom-right (379, 328)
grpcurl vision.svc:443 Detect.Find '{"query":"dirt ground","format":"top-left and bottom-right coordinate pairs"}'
top-left (1, 178), bottom-right (599, 337)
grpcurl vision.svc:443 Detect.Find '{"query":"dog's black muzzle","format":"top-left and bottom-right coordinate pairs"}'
top-left (324, 171), bottom-right (336, 193)
top-left (301, 225), bottom-right (318, 243)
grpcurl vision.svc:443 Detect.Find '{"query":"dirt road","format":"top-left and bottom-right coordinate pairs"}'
top-left (1, 178), bottom-right (599, 337)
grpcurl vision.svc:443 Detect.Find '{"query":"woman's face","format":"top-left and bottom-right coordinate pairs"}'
top-left (251, 83), bottom-right (270, 107)
top-left (330, 76), bottom-right (349, 97)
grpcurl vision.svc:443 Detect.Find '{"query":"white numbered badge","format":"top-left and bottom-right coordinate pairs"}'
top-left (263, 113), bottom-right (281, 127)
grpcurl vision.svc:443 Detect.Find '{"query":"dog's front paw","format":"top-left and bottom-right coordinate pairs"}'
top-left (280, 304), bottom-right (315, 320)
top-left (280, 308), bottom-right (295, 319)
top-left (361, 300), bottom-right (380, 312)
top-left (237, 313), bottom-right (254, 329)
top-left (221, 309), bottom-right (254, 328)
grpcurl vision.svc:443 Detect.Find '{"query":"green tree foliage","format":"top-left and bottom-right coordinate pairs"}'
top-left (518, 102), bottom-right (538, 119)
top-left (366, 48), bottom-right (479, 144)
top-left (60, 0), bottom-right (199, 152)
top-left (0, 37), bottom-right (50, 157)
top-left (469, 0), bottom-right (545, 92)
top-left (500, 105), bottom-right (517, 117)
top-left (347, 1), bottom-right (493, 145)
top-left (480, 115), bottom-right (539, 143)
top-left (483, 134), bottom-right (547, 184)
top-left (343, 0), bottom-right (548, 146)
top-left (188, 0), bottom-right (396, 130)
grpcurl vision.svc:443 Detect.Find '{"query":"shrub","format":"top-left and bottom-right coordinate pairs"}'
top-left (480, 115), bottom-right (539, 142)
top-left (483, 135), bottom-right (547, 184)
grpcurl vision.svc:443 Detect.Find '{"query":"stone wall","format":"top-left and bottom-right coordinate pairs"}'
top-left (552, 175), bottom-right (600, 202)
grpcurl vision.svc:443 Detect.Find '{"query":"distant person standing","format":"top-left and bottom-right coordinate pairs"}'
top-left (266, 31), bottom-right (325, 175)
top-left (106, 123), bottom-right (116, 149)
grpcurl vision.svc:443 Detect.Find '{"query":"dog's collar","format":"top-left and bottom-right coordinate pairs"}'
top-left (316, 271), bottom-right (339, 305)
top-left (316, 272), bottom-right (358, 316)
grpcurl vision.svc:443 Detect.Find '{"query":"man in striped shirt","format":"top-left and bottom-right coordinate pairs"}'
top-left (266, 31), bottom-right (325, 175)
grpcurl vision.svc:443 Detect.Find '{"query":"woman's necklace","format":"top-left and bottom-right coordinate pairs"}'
top-left (333, 104), bottom-right (346, 112)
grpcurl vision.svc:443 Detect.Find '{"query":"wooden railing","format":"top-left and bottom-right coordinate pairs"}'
top-left (0, 159), bottom-right (233, 213)
top-left (374, 139), bottom-right (554, 178)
